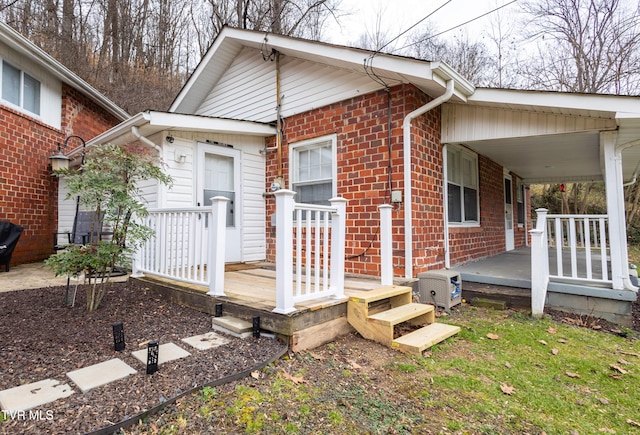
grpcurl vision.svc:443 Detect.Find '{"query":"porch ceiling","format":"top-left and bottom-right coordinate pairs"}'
top-left (461, 131), bottom-right (602, 184)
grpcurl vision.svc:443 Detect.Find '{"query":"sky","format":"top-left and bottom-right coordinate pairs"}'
top-left (326, 0), bottom-right (521, 50)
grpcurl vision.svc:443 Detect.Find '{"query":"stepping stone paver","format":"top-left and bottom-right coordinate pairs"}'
top-left (0, 378), bottom-right (74, 411)
top-left (212, 316), bottom-right (253, 338)
top-left (181, 332), bottom-right (229, 350)
top-left (66, 358), bottom-right (137, 393)
top-left (131, 342), bottom-right (191, 366)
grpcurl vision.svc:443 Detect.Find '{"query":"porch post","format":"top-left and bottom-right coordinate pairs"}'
top-left (130, 213), bottom-right (145, 278)
top-left (131, 250), bottom-right (143, 278)
top-left (601, 132), bottom-right (627, 290)
top-left (207, 196), bottom-right (228, 297)
top-left (530, 208), bottom-right (549, 318)
top-left (329, 197), bottom-right (347, 299)
top-left (379, 204), bottom-right (393, 286)
top-left (273, 189), bottom-right (296, 314)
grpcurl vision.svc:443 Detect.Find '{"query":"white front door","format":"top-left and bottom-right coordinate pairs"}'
top-left (197, 144), bottom-right (242, 262)
top-left (504, 174), bottom-right (515, 251)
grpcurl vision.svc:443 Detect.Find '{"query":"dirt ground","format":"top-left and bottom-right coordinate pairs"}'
top-left (0, 281), bottom-right (286, 434)
top-left (0, 279), bottom-right (637, 434)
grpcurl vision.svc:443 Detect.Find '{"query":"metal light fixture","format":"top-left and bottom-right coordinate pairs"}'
top-left (50, 134), bottom-right (86, 172)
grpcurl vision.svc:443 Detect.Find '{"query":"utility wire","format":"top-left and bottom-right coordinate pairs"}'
top-left (396, 0), bottom-right (519, 52)
top-left (375, 0), bottom-right (453, 54)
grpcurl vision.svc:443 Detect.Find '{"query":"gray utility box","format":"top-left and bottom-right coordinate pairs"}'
top-left (418, 270), bottom-right (462, 311)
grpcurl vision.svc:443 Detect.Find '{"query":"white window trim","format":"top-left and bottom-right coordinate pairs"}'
top-left (516, 179), bottom-right (525, 228)
top-left (1, 59), bottom-right (41, 117)
top-left (289, 133), bottom-right (338, 201)
top-left (446, 144), bottom-right (480, 228)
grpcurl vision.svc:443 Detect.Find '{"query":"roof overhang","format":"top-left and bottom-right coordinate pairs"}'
top-left (448, 89), bottom-right (640, 184)
top-left (82, 111), bottom-right (276, 152)
top-left (0, 22), bottom-right (129, 121)
top-left (170, 27), bottom-right (475, 114)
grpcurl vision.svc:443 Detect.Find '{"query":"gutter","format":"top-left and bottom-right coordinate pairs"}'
top-left (402, 79), bottom-right (455, 279)
top-left (131, 126), bottom-right (163, 153)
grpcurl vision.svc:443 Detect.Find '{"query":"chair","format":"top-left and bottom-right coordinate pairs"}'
top-left (0, 221), bottom-right (24, 272)
top-left (52, 210), bottom-right (117, 306)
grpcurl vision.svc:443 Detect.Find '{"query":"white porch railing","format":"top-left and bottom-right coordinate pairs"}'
top-left (273, 190), bottom-right (347, 314)
top-left (133, 191), bottom-right (348, 314)
top-left (530, 208), bottom-right (611, 317)
top-left (132, 197), bottom-right (228, 296)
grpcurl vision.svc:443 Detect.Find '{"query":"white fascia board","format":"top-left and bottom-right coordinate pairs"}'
top-left (0, 22), bottom-right (129, 120)
top-left (148, 112), bottom-right (276, 136)
top-left (86, 111), bottom-right (276, 148)
top-left (83, 112), bottom-right (150, 149)
top-left (470, 88), bottom-right (640, 115)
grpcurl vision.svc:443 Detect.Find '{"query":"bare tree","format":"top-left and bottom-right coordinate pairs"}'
top-left (407, 28), bottom-right (493, 86)
top-left (520, 0), bottom-right (640, 95)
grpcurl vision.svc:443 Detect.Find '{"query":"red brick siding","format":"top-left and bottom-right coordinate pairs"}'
top-left (266, 84), bottom-right (444, 277)
top-left (0, 84), bottom-right (121, 266)
top-left (265, 84), bottom-right (522, 278)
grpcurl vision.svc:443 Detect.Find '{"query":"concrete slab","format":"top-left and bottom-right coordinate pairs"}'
top-left (0, 261), bottom-right (129, 293)
top-left (211, 316), bottom-right (253, 338)
top-left (66, 358), bottom-right (137, 393)
top-left (181, 332), bottom-right (229, 350)
top-left (131, 342), bottom-right (191, 366)
top-left (0, 379), bottom-right (74, 411)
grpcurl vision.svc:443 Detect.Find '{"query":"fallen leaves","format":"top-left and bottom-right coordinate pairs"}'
top-left (281, 369), bottom-right (307, 384)
top-left (609, 364), bottom-right (628, 375)
top-left (627, 419), bottom-right (640, 427)
top-left (486, 333), bottom-right (500, 340)
top-left (551, 348), bottom-right (559, 356)
top-left (539, 340), bottom-right (548, 346)
top-left (500, 382), bottom-right (515, 395)
top-left (565, 372), bottom-right (581, 378)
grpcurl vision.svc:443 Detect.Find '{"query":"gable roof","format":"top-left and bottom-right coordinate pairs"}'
top-left (170, 26), bottom-right (475, 118)
top-left (0, 22), bottom-right (129, 121)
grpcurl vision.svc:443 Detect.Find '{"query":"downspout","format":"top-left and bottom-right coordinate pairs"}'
top-left (131, 126), bottom-right (162, 153)
top-left (403, 80), bottom-right (455, 279)
top-left (442, 144), bottom-right (450, 268)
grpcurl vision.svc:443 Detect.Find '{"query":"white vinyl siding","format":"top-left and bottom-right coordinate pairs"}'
top-left (442, 103), bottom-right (617, 144)
top-left (447, 145), bottom-right (479, 225)
top-left (195, 47), bottom-right (383, 122)
top-left (159, 132), bottom-right (266, 262)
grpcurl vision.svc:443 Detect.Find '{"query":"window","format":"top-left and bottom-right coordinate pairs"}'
top-left (2, 60), bottom-right (40, 115)
top-left (447, 146), bottom-right (478, 224)
top-left (291, 135), bottom-right (336, 206)
top-left (517, 180), bottom-right (525, 226)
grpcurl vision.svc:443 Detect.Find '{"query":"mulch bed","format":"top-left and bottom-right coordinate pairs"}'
top-left (0, 280), bottom-right (287, 434)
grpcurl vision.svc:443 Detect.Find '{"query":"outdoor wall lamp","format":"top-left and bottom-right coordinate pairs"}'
top-left (50, 134), bottom-right (86, 172)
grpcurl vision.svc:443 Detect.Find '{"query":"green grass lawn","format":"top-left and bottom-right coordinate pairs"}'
top-left (129, 305), bottom-right (640, 434)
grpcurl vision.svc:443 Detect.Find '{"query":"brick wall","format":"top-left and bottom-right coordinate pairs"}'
top-left (0, 84), bottom-right (121, 266)
top-left (264, 84), bottom-right (523, 278)
top-left (265, 84), bottom-right (444, 277)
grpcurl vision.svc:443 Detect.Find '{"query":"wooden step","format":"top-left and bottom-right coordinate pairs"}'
top-left (368, 303), bottom-right (434, 326)
top-left (349, 285), bottom-right (412, 305)
top-left (392, 323), bottom-right (461, 356)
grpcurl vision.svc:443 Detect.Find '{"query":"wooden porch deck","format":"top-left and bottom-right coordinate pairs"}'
top-left (133, 264), bottom-right (407, 350)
